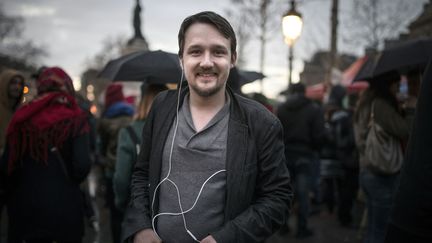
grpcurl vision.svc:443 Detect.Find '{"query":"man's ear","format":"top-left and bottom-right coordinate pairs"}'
top-left (179, 58), bottom-right (183, 70)
top-left (231, 52), bottom-right (237, 68)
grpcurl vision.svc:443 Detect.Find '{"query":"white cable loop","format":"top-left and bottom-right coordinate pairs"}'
top-left (150, 70), bottom-right (226, 242)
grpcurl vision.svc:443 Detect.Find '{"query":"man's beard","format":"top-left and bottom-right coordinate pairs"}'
top-left (189, 81), bottom-right (225, 98)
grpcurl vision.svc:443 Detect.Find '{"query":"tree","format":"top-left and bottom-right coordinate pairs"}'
top-left (341, 0), bottom-right (427, 51)
top-left (81, 35), bottom-right (127, 104)
top-left (225, 6), bottom-right (254, 68)
top-left (84, 35), bottom-right (127, 71)
top-left (225, 0), bottom-right (287, 91)
top-left (0, 4), bottom-right (47, 67)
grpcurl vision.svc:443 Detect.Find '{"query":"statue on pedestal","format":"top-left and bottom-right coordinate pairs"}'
top-left (133, 0), bottom-right (144, 39)
top-left (125, 0), bottom-right (149, 54)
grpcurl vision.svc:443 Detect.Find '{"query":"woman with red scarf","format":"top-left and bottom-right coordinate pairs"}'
top-left (0, 67), bottom-right (91, 243)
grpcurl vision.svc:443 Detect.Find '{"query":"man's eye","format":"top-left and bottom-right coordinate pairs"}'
top-left (214, 50), bottom-right (227, 56)
top-left (190, 50), bottom-right (201, 55)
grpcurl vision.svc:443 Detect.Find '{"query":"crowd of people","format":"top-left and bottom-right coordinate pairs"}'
top-left (0, 10), bottom-right (430, 243)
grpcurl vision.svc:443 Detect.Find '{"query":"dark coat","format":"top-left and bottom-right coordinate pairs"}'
top-left (0, 132), bottom-right (91, 242)
top-left (122, 87), bottom-right (293, 243)
top-left (276, 94), bottom-right (325, 161)
top-left (385, 63), bottom-right (432, 242)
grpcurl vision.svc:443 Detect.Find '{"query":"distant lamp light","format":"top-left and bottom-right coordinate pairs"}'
top-left (87, 93), bottom-right (95, 101)
top-left (87, 84), bottom-right (94, 93)
top-left (282, 1), bottom-right (303, 46)
top-left (282, 0), bottom-right (303, 86)
top-left (90, 104), bottom-right (98, 115)
top-left (23, 86), bottom-right (29, 94)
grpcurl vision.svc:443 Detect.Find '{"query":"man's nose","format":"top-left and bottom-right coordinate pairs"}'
top-left (200, 52), bottom-right (214, 68)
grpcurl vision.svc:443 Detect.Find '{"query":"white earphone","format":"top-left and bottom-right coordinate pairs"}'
top-left (150, 70), bottom-right (226, 242)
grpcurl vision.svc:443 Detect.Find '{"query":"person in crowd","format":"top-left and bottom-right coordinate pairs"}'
top-left (0, 69), bottom-right (25, 243)
top-left (353, 72), bottom-right (416, 243)
top-left (113, 83), bottom-right (167, 212)
top-left (248, 92), bottom-right (274, 112)
top-left (0, 69), bottom-right (25, 155)
top-left (75, 93), bottom-right (100, 235)
top-left (97, 83), bottom-right (134, 243)
top-left (276, 82), bottom-right (325, 238)
top-left (121, 11), bottom-right (292, 243)
top-left (384, 63), bottom-right (432, 243)
top-left (0, 67), bottom-right (91, 243)
top-left (320, 85), bottom-right (359, 227)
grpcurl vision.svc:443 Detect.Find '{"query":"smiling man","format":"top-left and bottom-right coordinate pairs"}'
top-left (121, 11), bottom-right (292, 243)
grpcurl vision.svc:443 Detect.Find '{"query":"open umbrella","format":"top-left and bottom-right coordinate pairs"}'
top-left (98, 49), bottom-right (181, 84)
top-left (352, 55), bottom-right (380, 82)
top-left (227, 67), bottom-right (265, 93)
top-left (228, 67), bottom-right (264, 86)
top-left (237, 69), bottom-right (265, 86)
top-left (373, 38), bottom-right (432, 77)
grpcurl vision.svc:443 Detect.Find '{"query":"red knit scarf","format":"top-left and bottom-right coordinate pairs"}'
top-left (6, 92), bottom-right (89, 174)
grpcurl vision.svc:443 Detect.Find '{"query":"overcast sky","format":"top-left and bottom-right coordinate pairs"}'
top-left (3, 0), bottom-right (428, 98)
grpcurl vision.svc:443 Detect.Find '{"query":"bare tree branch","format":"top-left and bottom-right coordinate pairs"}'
top-left (341, 0), bottom-right (425, 51)
top-left (85, 35), bottom-right (127, 70)
top-left (0, 4), bottom-right (47, 66)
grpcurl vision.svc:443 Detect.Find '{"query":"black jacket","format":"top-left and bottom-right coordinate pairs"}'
top-left (122, 87), bottom-right (293, 243)
top-left (385, 63), bottom-right (432, 242)
top-left (276, 94), bottom-right (325, 161)
top-left (0, 133), bottom-right (91, 241)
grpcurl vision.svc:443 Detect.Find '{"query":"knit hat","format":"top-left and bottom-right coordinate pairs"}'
top-left (36, 67), bottom-right (75, 95)
top-left (105, 83), bottom-right (124, 108)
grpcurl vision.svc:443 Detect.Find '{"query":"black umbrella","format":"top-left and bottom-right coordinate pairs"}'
top-left (237, 69), bottom-right (265, 86)
top-left (373, 38), bottom-right (432, 77)
top-left (98, 49), bottom-right (181, 83)
top-left (227, 67), bottom-right (264, 90)
top-left (353, 55), bottom-right (379, 82)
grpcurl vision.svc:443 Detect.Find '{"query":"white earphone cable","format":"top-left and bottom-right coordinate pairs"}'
top-left (150, 68), bottom-right (226, 242)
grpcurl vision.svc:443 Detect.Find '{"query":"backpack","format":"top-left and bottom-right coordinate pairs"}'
top-left (328, 109), bottom-right (359, 169)
top-left (125, 125), bottom-right (140, 160)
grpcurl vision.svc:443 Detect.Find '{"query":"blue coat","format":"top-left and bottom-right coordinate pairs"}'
top-left (121, 87), bottom-right (293, 243)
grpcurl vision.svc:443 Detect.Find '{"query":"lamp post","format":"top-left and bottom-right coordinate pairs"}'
top-left (282, 0), bottom-right (303, 87)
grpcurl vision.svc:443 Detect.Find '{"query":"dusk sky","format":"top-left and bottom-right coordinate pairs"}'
top-left (3, 0), bottom-right (428, 98)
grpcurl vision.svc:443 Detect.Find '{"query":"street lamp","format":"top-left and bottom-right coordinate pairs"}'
top-left (282, 0), bottom-right (303, 87)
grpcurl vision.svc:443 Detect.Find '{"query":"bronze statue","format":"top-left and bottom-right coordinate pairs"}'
top-left (133, 0), bottom-right (144, 39)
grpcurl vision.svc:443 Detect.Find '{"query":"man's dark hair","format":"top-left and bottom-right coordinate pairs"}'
top-left (178, 11), bottom-right (237, 59)
top-left (288, 82), bottom-right (305, 95)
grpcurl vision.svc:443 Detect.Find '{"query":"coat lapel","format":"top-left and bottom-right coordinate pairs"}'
top-left (225, 91), bottom-right (248, 220)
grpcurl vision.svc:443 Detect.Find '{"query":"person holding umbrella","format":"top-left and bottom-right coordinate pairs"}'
top-left (121, 11), bottom-right (292, 243)
top-left (353, 72), bottom-right (416, 243)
